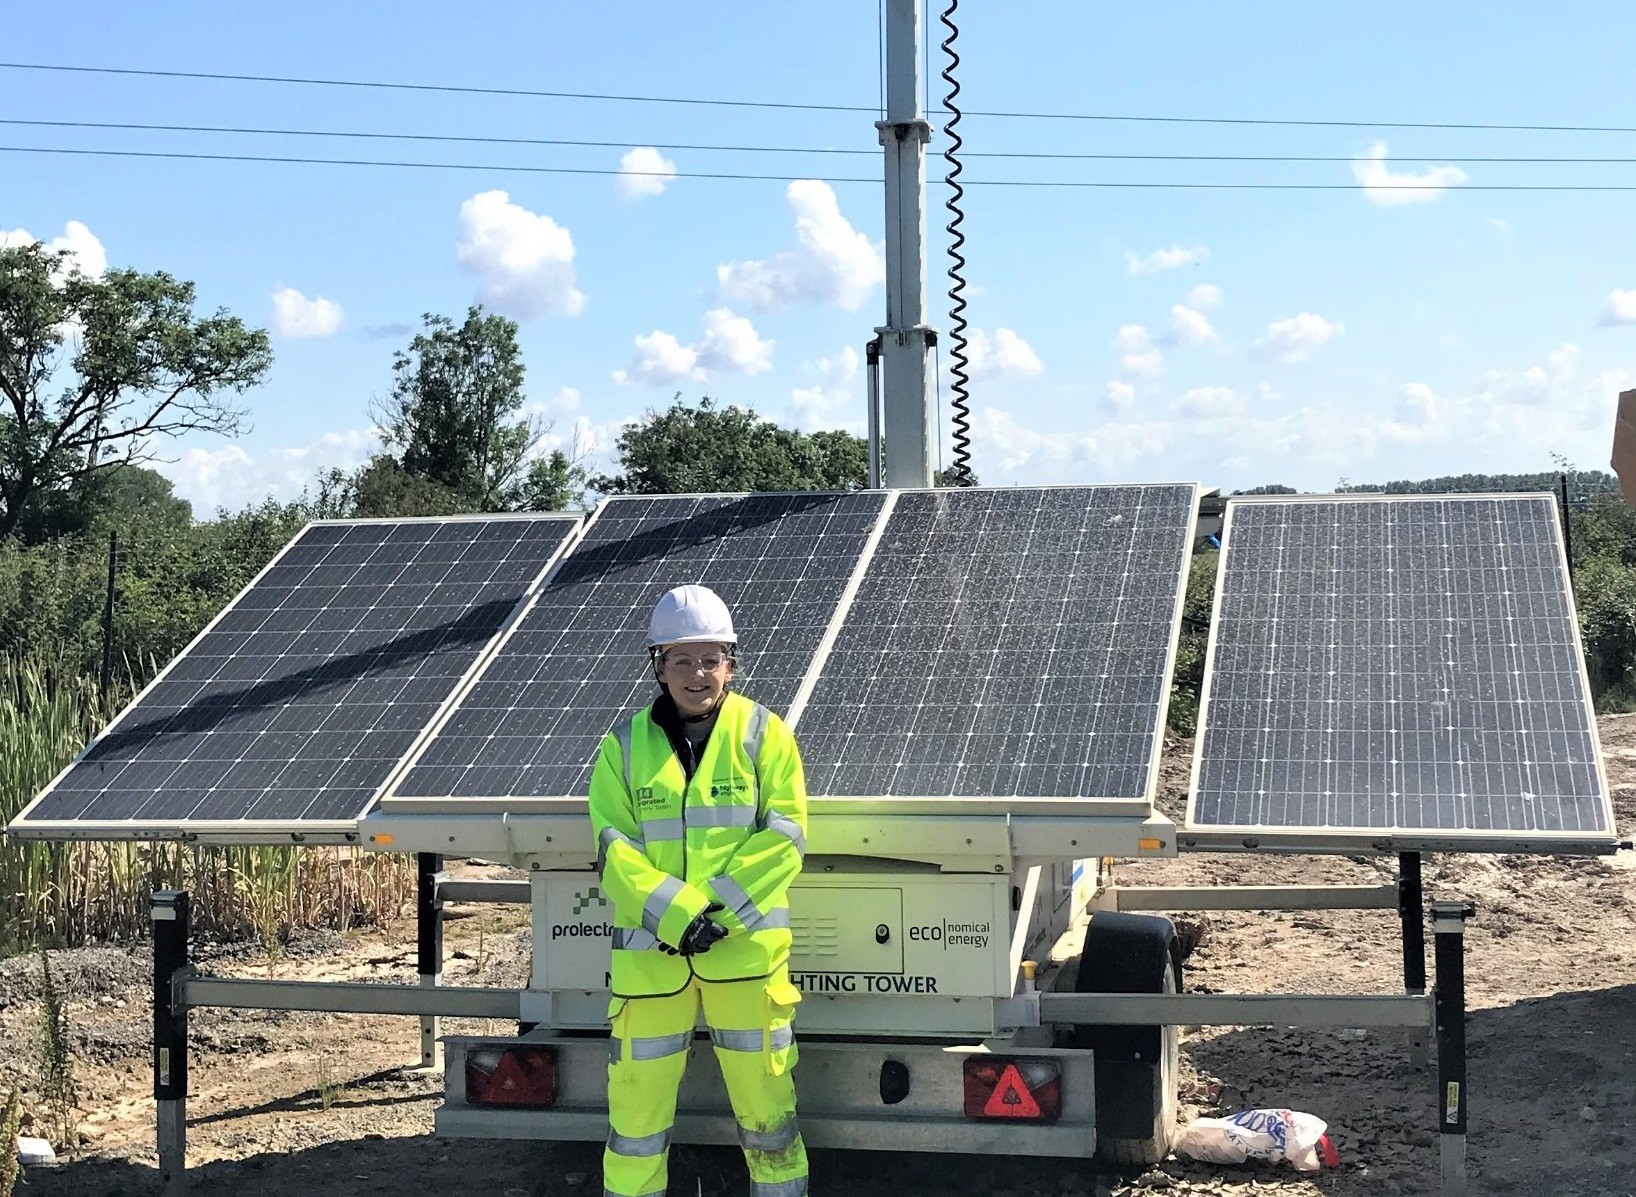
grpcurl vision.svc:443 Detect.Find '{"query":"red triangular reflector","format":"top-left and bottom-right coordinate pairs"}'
top-left (982, 1063), bottom-right (1042, 1119)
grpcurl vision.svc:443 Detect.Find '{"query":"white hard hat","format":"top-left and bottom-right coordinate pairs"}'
top-left (646, 584), bottom-right (736, 649)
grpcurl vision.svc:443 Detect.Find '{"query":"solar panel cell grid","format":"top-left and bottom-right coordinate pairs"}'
top-left (18, 517), bottom-right (577, 831)
top-left (1189, 496), bottom-right (1611, 839)
top-left (796, 485), bottom-right (1196, 800)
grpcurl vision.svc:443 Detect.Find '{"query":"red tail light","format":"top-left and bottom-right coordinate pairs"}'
top-left (466, 1046), bottom-right (557, 1108)
top-left (962, 1057), bottom-right (1062, 1123)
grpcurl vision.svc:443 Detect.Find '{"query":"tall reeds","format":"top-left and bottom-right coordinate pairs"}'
top-left (0, 652), bottom-right (414, 954)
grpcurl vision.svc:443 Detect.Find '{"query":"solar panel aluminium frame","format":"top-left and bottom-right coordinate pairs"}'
top-left (5, 513), bottom-right (585, 846)
top-left (378, 483), bottom-right (1197, 822)
top-left (1181, 492), bottom-right (1619, 855)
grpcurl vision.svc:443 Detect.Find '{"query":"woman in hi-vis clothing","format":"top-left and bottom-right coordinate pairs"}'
top-left (589, 584), bottom-right (809, 1197)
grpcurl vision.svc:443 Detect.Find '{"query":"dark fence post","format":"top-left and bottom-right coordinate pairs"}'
top-left (417, 853), bottom-right (445, 1068)
top-left (153, 890), bottom-right (190, 1194)
top-left (1433, 899), bottom-right (1474, 1197)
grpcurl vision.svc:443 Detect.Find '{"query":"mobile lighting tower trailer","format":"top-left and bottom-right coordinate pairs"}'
top-left (353, 0), bottom-right (1469, 1180)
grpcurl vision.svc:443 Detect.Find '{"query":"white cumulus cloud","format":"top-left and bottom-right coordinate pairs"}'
top-left (964, 328), bottom-right (1044, 379)
top-left (1254, 313), bottom-right (1345, 362)
top-left (1115, 324), bottom-right (1164, 377)
top-left (1, 219), bottom-right (107, 281)
top-left (160, 428), bottom-right (374, 513)
top-left (1105, 381), bottom-right (1136, 412)
top-left (1169, 304), bottom-right (1218, 346)
top-left (1125, 245), bottom-right (1209, 276)
top-left (618, 146), bottom-right (678, 199)
top-left (790, 346), bottom-right (862, 431)
top-left (1351, 142), bottom-right (1467, 206)
top-left (613, 308), bottom-right (774, 386)
top-left (456, 189), bottom-right (585, 320)
top-left (1186, 283), bottom-right (1223, 310)
top-left (717, 180), bottom-right (883, 311)
top-left (1600, 289), bottom-right (1636, 327)
top-left (269, 287), bottom-right (344, 338)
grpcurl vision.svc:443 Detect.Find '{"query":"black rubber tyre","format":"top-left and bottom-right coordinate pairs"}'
top-left (1069, 911), bottom-right (1181, 1167)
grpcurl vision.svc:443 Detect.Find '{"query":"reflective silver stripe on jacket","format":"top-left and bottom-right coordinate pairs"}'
top-left (711, 1024), bottom-right (794, 1053)
top-left (598, 825), bottom-right (644, 875)
top-left (708, 880), bottom-right (787, 933)
top-left (710, 874), bottom-right (762, 928)
top-left (643, 875), bottom-right (685, 936)
top-left (614, 717), bottom-right (635, 794)
top-left (739, 1116), bottom-right (802, 1152)
top-left (743, 702), bottom-right (769, 766)
top-left (641, 816), bottom-right (685, 844)
top-left (758, 810), bottom-right (806, 857)
top-left (749, 1177), bottom-right (809, 1197)
top-left (688, 805), bottom-right (756, 829)
top-left (607, 1127), bottom-right (671, 1158)
top-left (611, 927), bottom-right (663, 951)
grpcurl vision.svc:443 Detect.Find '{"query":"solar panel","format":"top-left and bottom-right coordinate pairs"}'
top-left (392, 491), bottom-right (887, 800)
top-left (9, 516), bottom-right (579, 839)
top-left (793, 485), bottom-right (1198, 802)
top-left (1186, 494), bottom-right (1616, 849)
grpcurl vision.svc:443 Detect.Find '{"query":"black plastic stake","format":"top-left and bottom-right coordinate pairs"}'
top-left (153, 890), bottom-right (190, 1194)
top-left (1559, 472), bottom-right (1575, 579)
top-left (417, 853), bottom-right (444, 1068)
top-left (1433, 899), bottom-right (1474, 1197)
top-left (1398, 852), bottom-right (1426, 995)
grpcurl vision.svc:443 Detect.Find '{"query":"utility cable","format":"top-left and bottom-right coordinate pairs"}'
top-left (11, 121), bottom-right (1636, 164)
top-left (9, 145), bottom-right (1636, 191)
top-left (7, 62), bottom-right (1636, 135)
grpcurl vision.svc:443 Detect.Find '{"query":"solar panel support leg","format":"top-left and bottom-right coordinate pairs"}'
top-left (417, 853), bottom-right (445, 1070)
top-left (152, 890), bottom-right (190, 1195)
top-left (1432, 900), bottom-right (1473, 1197)
top-left (1399, 852), bottom-right (1429, 1066)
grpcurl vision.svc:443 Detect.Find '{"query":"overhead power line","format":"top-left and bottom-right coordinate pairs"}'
top-left (5, 61), bottom-right (1636, 135)
top-left (9, 119), bottom-right (1636, 164)
top-left (9, 144), bottom-right (1636, 191)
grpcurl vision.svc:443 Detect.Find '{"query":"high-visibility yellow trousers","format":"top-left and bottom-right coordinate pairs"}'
top-left (604, 968), bottom-right (808, 1197)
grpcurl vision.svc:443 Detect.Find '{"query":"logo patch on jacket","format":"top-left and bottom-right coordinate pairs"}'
top-left (636, 786), bottom-right (665, 810)
top-left (710, 780), bottom-right (749, 798)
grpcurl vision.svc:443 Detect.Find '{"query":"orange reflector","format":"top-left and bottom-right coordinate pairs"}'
top-left (1138, 837), bottom-right (1164, 851)
top-left (369, 834), bottom-right (395, 845)
top-left (961, 1057), bottom-right (1062, 1123)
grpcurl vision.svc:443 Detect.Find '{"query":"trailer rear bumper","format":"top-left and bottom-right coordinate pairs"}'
top-left (439, 1034), bottom-right (1099, 1158)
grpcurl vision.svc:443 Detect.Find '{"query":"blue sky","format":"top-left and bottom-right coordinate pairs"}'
top-left (4, 1), bottom-right (1634, 513)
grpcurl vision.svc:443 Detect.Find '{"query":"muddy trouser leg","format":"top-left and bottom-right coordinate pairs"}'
top-left (702, 967), bottom-right (808, 1197)
top-left (604, 981), bottom-right (700, 1197)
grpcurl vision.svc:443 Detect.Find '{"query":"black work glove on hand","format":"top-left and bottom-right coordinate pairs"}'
top-left (676, 903), bottom-right (729, 957)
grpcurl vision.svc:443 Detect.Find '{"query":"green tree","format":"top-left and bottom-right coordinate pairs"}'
top-left (371, 308), bottom-right (557, 511)
top-left (593, 397), bottom-right (869, 494)
top-left (0, 242), bottom-right (271, 542)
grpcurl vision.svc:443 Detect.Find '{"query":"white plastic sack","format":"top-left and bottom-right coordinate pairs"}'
top-left (17, 1135), bottom-right (57, 1165)
top-left (1175, 1108), bottom-right (1339, 1172)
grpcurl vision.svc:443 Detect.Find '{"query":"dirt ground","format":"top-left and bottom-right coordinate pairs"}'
top-left (7, 718), bottom-right (1636, 1197)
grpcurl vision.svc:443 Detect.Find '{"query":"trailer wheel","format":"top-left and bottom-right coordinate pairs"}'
top-left (1069, 911), bottom-right (1180, 1167)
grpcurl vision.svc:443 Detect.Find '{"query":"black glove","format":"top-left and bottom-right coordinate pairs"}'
top-left (677, 904), bottom-right (729, 957)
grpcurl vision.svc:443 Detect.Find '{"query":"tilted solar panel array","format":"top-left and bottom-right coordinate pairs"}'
top-left (393, 492), bottom-right (886, 800)
top-left (1187, 495), bottom-right (1614, 845)
top-left (10, 516), bottom-right (579, 837)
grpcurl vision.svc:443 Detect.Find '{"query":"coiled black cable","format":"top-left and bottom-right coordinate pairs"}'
top-left (938, 0), bottom-right (975, 486)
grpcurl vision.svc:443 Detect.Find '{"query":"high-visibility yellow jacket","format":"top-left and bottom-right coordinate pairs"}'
top-left (589, 691), bottom-right (808, 998)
